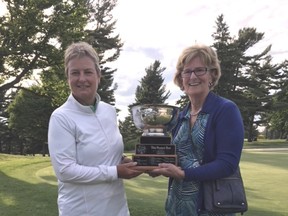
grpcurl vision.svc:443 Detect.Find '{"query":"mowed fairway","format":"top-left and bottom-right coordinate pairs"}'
top-left (240, 149), bottom-right (288, 216)
top-left (0, 149), bottom-right (287, 216)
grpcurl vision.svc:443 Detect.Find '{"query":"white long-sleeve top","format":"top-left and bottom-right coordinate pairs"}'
top-left (48, 94), bottom-right (130, 216)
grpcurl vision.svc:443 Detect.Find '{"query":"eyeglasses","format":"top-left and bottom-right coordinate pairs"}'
top-left (181, 67), bottom-right (209, 78)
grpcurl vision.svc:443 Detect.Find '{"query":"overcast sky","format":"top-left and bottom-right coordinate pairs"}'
top-left (1, 1), bottom-right (287, 121)
top-left (111, 0), bottom-right (288, 120)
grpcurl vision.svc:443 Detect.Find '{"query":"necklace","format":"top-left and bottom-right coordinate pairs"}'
top-left (190, 108), bottom-right (202, 116)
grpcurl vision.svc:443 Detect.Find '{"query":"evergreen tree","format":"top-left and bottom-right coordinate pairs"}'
top-left (268, 60), bottom-right (288, 139)
top-left (175, 14), bottom-right (287, 141)
top-left (7, 87), bottom-right (53, 155)
top-left (85, 0), bottom-right (122, 104)
top-left (118, 115), bottom-right (140, 151)
top-left (212, 15), bottom-right (284, 141)
top-left (119, 60), bottom-right (171, 150)
top-left (134, 60), bottom-right (171, 105)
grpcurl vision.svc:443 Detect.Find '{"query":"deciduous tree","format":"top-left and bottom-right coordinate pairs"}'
top-left (1, 0), bottom-right (123, 154)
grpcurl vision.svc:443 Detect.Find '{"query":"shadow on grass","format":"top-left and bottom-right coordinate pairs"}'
top-left (0, 171), bottom-right (58, 216)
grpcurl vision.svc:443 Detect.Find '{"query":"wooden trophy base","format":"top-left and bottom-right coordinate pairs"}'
top-left (131, 166), bottom-right (160, 171)
top-left (132, 154), bottom-right (177, 171)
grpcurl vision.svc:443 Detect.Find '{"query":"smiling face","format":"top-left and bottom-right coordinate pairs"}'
top-left (182, 57), bottom-right (212, 99)
top-left (67, 56), bottom-right (100, 105)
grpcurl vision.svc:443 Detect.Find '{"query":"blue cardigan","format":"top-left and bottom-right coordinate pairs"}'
top-left (172, 92), bottom-right (244, 181)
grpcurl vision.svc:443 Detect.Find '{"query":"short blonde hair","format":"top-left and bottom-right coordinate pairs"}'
top-left (64, 41), bottom-right (101, 77)
top-left (174, 44), bottom-right (221, 90)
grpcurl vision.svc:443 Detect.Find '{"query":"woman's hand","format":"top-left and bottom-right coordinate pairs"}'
top-left (149, 163), bottom-right (185, 180)
top-left (117, 162), bottom-right (143, 179)
top-left (121, 156), bottom-right (133, 164)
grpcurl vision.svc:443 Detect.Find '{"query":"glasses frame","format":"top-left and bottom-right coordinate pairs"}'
top-left (181, 67), bottom-right (210, 78)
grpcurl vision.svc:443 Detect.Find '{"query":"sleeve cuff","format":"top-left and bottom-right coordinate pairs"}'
top-left (107, 165), bottom-right (118, 181)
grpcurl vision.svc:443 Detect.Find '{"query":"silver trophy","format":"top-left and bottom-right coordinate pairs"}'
top-left (131, 104), bottom-right (179, 170)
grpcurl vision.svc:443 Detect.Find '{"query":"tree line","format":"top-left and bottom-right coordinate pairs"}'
top-left (0, 1), bottom-right (287, 155)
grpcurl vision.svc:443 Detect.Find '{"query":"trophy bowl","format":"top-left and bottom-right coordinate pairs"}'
top-left (131, 104), bottom-right (180, 171)
top-left (131, 104), bottom-right (179, 136)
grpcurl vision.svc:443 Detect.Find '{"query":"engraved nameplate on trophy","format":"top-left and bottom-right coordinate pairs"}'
top-left (131, 104), bottom-right (179, 171)
top-left (135, 144), bottom-right (176, 155)
top-left (132, 155), bottom-right (177, 166)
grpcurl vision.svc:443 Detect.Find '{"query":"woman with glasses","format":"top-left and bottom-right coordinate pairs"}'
top-left (150, 44), bottom-right (244, 216)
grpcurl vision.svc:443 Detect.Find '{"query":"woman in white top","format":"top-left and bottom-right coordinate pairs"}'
top-left (48, 41), bottom-right (142, 216)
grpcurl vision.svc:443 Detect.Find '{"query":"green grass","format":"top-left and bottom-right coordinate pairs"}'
top-left (0, 143), bottom-right (288, 216)
top-left (244, 139), bottom-right (288, 149)
top-left (0, 155), bottom-right (58, 216)
top-left (240, 150), bottom-right (288, 216)
top-left (124, 174), bottom-right (167, 216)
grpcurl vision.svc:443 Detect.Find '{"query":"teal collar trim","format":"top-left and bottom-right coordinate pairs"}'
top-left (90, 93), bottom-right (101, 113)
